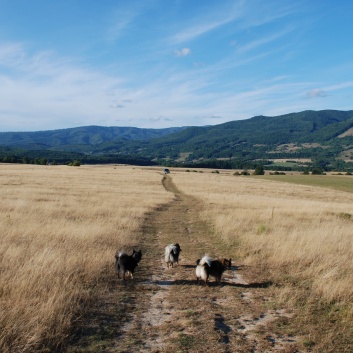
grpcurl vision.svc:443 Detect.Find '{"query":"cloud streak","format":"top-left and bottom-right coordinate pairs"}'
top-left (306, 89), bottom-right (329, 98)
top-left (174, 48), bottom-right (191, 57)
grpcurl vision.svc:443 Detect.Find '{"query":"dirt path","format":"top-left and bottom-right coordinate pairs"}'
top-left (67, 175), bottom-right (300, 353)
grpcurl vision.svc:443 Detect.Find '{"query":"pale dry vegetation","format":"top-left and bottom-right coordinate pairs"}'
top-left (172, 170), bottom-right (353, 345)
top-left (0, 164), bottom-right (172, 353)
top-left (2, 164), bottom-right (353, 352)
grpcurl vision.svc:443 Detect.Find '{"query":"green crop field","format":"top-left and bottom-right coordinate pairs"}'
top-left (259, 174), bottom-right (353, 193)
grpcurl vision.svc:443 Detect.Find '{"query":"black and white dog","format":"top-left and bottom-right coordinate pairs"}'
top-left (196, 255), bottom-right (231, 285)
top-left (115, 249), bottom-right (142, 280)
top-left (164, 243), bottom-right (182, 268)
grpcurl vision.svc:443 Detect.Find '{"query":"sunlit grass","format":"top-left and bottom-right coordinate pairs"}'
top-left (0, 164), bottom-right (172, 353)
top-left (259, 173), bottom-right (353, 193)
top-left (171, 170), bottom-right (353, 305)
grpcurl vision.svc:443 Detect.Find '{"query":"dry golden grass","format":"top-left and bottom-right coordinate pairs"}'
top-left (3, 164), bottom-right (353, 352)
top-left (171, 170), bottom-right (353, 307)
top-left (0, 164), bottom-right (172, 353)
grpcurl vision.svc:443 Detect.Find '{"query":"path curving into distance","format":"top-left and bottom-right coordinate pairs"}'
top-left (67, 174), bottom-right (299, 353)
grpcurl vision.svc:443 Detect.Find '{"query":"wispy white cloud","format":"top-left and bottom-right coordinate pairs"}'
top-left (325, 81), bottom-right (353, 92)
top-left (149, 116), bottom-right (173, 123)
top-left (106, 4), bottom-right (141, 42)
top-left (169, 0), bottom-right (299, 46)
top-left (174, 47), bottom-right (191, 57)
top-left (305, 81), bottom-right (353, 99)
top-left (0, 42), bottom-right (26, 66)
top-left (236, 26), bottom-right (294, 53)
top-left (170, 2), bottom-right (244, 44)
top-left (238, 1), bottom-right (301, 30)
top-left (306, 89), bottom-right (329, 98)
top-left (0, 41), bottom-right (128, 130)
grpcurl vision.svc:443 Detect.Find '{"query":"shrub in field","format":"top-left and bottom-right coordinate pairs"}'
top-left (67, 160), bottom-right (81, 166)
top-left (270, 171), bottom-right (286, 175)
top-left (253, 166), bottom-right (265, 175)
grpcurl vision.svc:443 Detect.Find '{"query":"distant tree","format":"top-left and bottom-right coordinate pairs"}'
top-left (253, 166), bottom-right (265, 175)
top-left (68, 160), bottom-right (81, 166)
top-left (312, 168), bottom-right (325, 175)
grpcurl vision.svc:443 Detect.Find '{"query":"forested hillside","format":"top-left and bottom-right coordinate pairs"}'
top-left (0, 126), bottom-right (186, 151)
top-left (1, 110), bottom-right (353, 172)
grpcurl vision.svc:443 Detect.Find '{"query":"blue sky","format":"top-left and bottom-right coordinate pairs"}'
top-left (0, 0), bottom-right (353, 132)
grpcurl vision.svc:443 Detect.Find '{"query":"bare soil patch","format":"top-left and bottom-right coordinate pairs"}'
top-left (66, 175), bottom-right (300, 352)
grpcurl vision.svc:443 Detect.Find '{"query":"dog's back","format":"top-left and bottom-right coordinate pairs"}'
top-left (209, 260), bottom-right (225, 282)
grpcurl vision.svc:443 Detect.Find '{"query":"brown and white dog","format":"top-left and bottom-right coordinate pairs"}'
top-left (196, 255), bottom-right (231, 285)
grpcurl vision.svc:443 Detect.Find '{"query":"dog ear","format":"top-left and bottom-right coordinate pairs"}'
top-left (196, 259), bottom-right (200, 265)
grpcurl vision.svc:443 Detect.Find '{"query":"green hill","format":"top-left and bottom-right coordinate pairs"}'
top-left (0, 126), bottom-right (186, 152)
top-left (1, 110), bottom-right (353, 171)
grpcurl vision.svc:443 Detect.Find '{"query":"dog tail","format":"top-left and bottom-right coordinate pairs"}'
top-left (115, 251), bottom-right (127, 260)
top-left (199, 255), bottom-right (212, 267)
top-left (196, 258), bottom-right (210, 283)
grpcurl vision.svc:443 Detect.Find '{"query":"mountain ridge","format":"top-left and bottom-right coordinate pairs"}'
top-left (1, 110), bottom-right (353, 171)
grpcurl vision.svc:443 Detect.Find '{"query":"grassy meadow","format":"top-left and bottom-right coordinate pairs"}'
top-left (262, 173), bottom-right (353, 193)
top-left (0, 164), bottom-right (173, 353)
top-left (172, 170), bottom-right (353, 349)
top-left (1, 164), bottom-right (353, 352)
top-left (172, 170), bottom-right (353, 303)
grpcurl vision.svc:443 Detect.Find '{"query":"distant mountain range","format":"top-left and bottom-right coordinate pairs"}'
top-left (0, 126), bottom-right (187, 152)
top-left (1, 110), bottom-right (353, 171)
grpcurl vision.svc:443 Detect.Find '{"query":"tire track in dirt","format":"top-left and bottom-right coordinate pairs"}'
top-left (67, 175), bottom-right (301, 353)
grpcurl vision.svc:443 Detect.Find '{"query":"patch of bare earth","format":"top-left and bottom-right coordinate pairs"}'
top-left (66, 175), bottom-right (301, 353)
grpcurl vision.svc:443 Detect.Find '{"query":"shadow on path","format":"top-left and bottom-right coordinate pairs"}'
top-left (155, 278), bottom-right (273, 288)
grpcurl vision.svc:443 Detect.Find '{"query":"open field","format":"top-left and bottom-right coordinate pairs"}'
top-left (0, 164), bottom-right (172, 353)
top-left (1, 164), bottom-right (353, 352)
top-left (171, 169), bottom-right (353, 351)
top-left (259, 173), bottom-right (353, 193)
